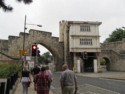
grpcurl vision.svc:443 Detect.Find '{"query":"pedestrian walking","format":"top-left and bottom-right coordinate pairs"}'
top-left (46, 65), bottom-right (52, 77)
top-left (23, 61), bottom-right (29, 71)
top-left (46, 65), bottom-right (54, 89)
top-left (60, 64), bottom-right (77, 94)
top-left (20, 67), bottom-right (31, 94)
top-left (34, 66), bottom-right (52, 94)
top-left (31, 64), bottom-right (41, 90)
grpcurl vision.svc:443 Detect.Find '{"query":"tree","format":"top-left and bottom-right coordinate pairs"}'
top-left (38, 52), bottom-right (53, 65)
top-left (100, 58), bottom-right (106, 65)
top-left (104, 27), bottom-right (125, 43)
top-left (0, 0), bottom-right (32, 12)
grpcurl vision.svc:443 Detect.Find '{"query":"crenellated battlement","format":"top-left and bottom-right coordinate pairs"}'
top-left (29, 29), bottom-right (52, 37)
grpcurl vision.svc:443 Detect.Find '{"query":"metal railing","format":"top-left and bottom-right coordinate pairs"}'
top-left (0, 72), bottom-right (18, 94)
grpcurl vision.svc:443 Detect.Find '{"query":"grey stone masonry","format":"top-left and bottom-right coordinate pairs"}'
top-left (0, 29), bottom-right (64, 71)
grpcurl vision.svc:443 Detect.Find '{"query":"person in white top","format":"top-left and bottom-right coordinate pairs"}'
top-left (21, 67), bottom-right (31, 94)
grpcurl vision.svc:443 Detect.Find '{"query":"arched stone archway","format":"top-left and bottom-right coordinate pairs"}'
top-left (101, 57), bottom-right (110, 71)
top-left (100, 51), bottom-right (112, 71)
top-left (7, 29), bottom-right (64, 71)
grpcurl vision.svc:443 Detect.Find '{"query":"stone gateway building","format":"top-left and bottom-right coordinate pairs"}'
top-left (1, 20), bottom-right (125, 72)
top-left (59, 20), bottom-right (102, 72)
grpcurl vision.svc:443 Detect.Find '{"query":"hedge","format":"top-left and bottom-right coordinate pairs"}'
top-left (0, 63), bottom-right (22, 78)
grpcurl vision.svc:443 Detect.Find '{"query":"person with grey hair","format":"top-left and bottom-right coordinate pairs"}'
top-left (60, 64), bottom-right (77, 94)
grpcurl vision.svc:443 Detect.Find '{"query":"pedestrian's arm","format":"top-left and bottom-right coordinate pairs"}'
top-left (60, 80), bottom-right (64, 89)
top-left (20, 76), bottom-right (22, 82)
top-left (60, 74), bottom-right (64, 89)
top-left (34, 75), bottom-right (38, 90)
top-left (29, 72), bottom-right (32, 82)
top-left (31, 69), bottom-right (34, 75)
top-left (74, 75), bottom-right (77, 90)
top-left (20, 71), bottom-right (23, 82)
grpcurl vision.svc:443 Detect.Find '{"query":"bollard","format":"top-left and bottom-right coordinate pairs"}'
top-left (0, 82), bottom-right (5, 94)
top-left (5, 78), bottom-right (11, 94)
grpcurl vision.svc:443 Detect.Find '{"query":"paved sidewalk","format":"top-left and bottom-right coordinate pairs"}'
top-left (14, 79), bottom-right (53, 94)
top-left (76, 71), bottom-right (125, 80)
top-left (14, 72), bottom-right (125, 94)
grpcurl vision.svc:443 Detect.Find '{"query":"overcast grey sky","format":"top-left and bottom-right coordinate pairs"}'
top-left (0, 0), bottom-right (125, 53)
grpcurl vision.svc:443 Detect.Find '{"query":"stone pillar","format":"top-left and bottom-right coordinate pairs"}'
top-left (63, 22), bottom-right (72, 69)
top-left (63, 22), bottom-right (68, 64)
top-left (73, 53), bottom-right (77, 72)
top-left (96, 52), bottom-right (101, 72)
top-left (94, 59), bottom-right (98, 73)
top-left (80, 59), bottom-right (84, 72)
top-left (77, 60), bottom-right (81, 73)
top-left (59, 21), bottom-right (64, 42)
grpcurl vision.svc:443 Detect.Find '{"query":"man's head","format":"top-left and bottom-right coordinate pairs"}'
top-left (41, 66), bottom-right (46, 72)
top-left (46, 65), bottom-right (49, 70)
top-left (62, 63), bottom-right (68, 71)
top-left (34, 64), bottom-right (38, 67)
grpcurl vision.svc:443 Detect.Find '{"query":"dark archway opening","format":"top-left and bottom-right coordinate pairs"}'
top-left (79, 52), bottom-right (96, 72)
top-left (100, 57), bottom-right (110, 71)
top-left (83, 53), bottom-right (96, 72)
top-left (103, 57), bottom-right (110, 71)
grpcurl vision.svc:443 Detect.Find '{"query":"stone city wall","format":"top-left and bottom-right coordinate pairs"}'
top-left (101, 38), bottom-right (125, 54)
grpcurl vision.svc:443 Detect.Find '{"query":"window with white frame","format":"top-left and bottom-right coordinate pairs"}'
top-left (80, 38), bottom-right (92, 45)
top-left (80, 26), bottom-right (90, 31)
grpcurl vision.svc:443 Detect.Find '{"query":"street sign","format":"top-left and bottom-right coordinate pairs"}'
top-left (26, 56), bottom-right (31, 61)
top-left (19, 50), bottom-right (27, 55)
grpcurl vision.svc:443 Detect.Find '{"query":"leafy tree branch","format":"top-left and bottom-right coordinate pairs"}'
top-left (0, 0), bottom-right (32, 12)
top-left (104, 27), bottom-right (125, 43)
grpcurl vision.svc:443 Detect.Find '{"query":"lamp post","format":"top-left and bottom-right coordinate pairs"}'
top-left (23, 15), bottom-right (26, 51)
top-left (23, 15), bottom-right (42, 53)
top-left (22, 15), bottom-right (42, 67)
